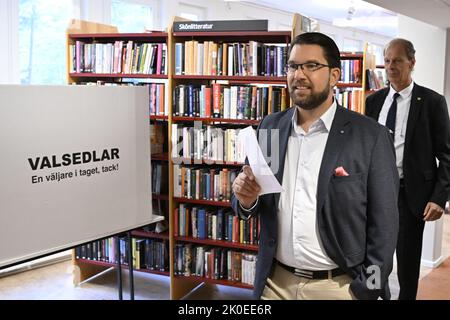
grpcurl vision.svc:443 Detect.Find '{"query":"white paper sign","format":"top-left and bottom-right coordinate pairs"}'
top-left (238, 126), bottom-right (283, 195)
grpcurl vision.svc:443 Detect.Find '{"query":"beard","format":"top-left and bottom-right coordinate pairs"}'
top-left (290, 81), bottom-right (331, 111)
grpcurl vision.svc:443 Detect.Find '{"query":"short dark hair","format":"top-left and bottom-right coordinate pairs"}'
top-left (288, 32), bottom-right (341, 69)
top-left (385, 38), bottom-right (416, 61)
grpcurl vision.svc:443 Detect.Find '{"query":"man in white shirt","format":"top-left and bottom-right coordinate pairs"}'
top-left (365, 38), bottom-right (450, 300)
top-left (231, 32), bottom-right (399, 300)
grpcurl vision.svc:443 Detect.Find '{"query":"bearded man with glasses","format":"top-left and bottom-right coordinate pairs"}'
top-left (231, 32), bottom-right (399, 300)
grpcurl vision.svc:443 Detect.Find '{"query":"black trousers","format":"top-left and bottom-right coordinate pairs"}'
top-left (396, 183), bottom-right (425, 300)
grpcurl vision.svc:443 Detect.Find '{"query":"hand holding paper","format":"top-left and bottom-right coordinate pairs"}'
top-left (232, 165), bottom-right (261, 209)
top-left (237, 126), bottom-right (283, 195)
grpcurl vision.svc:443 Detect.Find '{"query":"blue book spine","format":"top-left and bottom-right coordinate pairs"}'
top-left (198, 209), bottom-right (206, 240)
top-left (188, 85), bottom-right (194, 117)
top-left (175, 43), bottom-right (183, 75)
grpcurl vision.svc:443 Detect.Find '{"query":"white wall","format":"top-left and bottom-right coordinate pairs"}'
top-left (398, 15), bottom-right (447, 94)
top-left (445, 28), bottom-right (450, 110)
top-left (0, 0), bottom-right (19, 84)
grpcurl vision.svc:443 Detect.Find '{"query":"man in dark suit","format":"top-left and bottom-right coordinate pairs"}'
top-left (231, 32), bottom-right (399, 300)
top-left (365, 38), bottom-right (450, 300)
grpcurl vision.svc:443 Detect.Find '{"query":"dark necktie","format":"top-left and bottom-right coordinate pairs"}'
top-left (385, 92), bottom-right (400, 139)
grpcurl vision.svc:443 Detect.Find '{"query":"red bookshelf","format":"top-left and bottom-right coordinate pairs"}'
top-left (169, 28), bottom-right (290, 299)
top-left (132, 230), bottom-right (169, 240)
top-left (172, 157), bottom-right (244, 167)
top-left (68, 29), bottom-right (171, 286)
top-left (173, 197), bottom-right (232, 207)
top-left (175, 236), bottom-right (258, 252)
top-left (76, 258), bottom-right (170, 276)
top-left (150, 115), bottom-right (169, 121)
top-left (69, 73), bottom-right (168, 79)
top-left (174, 274), bottom-right (253, 289)
top-left (173, 75), bottom-right (286, 83)
top-left (69, 32), bottom-right (168, 40)
top-left (172, 116), bottom-right (259, 125)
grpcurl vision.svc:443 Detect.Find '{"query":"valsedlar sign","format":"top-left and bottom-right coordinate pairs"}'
top-left (173, 20), bottom-right (268, 32)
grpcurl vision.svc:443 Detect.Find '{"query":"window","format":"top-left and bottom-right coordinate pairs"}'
top-left (19, 0), bottom-right (79, 84)
top-left (111, 0), bottom-right (155, 33)
top-left (178, 2), bottom-right (206, 22)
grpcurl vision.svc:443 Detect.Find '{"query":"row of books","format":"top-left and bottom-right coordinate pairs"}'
top-left (174, 244), bottom-right (256, 285)
top-left (171, 124), bottom-right (245, 163)
top-left (74, 81), bottom-right (168, 116)
top-left (340, 59), bottom-right (363, 84)
top-left (75, 236), bottom-right (169, 271)
top-left (175, 41), bottom-right (288, 77)
top-left (69, 41), bottom-right (167, 75)
top-left (173, 165), bottom-right (239, 201)
top-left (334, 88), bottom-right (363, 113)
top-left (174, 204), bottom-right (260, 245)
top-left (148, 83), bottom-right (166, 116)
top-left (151, 162), bottom-right (168, 195)
top-left (173, 84), bottom-right (288, 120)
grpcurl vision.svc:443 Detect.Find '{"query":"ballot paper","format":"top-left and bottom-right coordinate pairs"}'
top-left (238, 126), bottom-right (283, 195)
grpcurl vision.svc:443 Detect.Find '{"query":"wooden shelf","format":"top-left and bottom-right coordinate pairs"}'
top-left (173, 31), bottom-right (290, 43)
top-left (69, 73), bottom-right (168, 79)
top-left (172, 116), bottom-right (259, 125)
top-left (174, 274), bottom-right (253, 289)
top-left (174, 236), bottom-right (258, 251)
top-left (76, 259), bottom-right (170, 276)
top-left (151, 153), bottom-right (169, 161)
top-left (150, 115), bottom-right (169, 121)
top-left (69, 32), bottom-right (168, 40)
top-left (173, 75), bottom-right (286, 83)
top-left (340, 53), bottom-right (364, 59)
top-left (173, 197), bottom-right (232, 207)
top-left (132, 230), bottom-right (169, 240)
top-left (172, 157), bottom-right (244, 166)
top-left (336, 82), bottom-right (362, 88)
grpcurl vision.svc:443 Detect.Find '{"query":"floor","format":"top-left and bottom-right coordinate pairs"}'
top-left (0, 214), bottom-right (448, 300)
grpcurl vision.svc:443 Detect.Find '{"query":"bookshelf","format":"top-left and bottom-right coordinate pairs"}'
top-left (168, 21), bottom-right (292, 298)
top-left (64, 16), bottom-right (383, 300)
top-left (335, 43), bottom-right (381, 114)
top-left (66, 22), bottom-right (171, 284)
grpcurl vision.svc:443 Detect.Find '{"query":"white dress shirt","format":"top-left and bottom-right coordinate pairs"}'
top-left (276, 101), bottom-right (338, 271)
top-left (377, 81), bottom-right (414, 178)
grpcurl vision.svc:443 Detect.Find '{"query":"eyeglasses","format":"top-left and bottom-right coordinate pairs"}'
top-left (286, 62), bottom-right (331, 74)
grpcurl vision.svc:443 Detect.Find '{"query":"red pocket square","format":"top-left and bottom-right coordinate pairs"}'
top-left (334, 166), bottom-right (349, 177)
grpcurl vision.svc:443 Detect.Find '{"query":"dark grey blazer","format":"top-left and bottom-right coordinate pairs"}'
top-left (231, 105), bottom-right (399, 300)
top-left (365, 84), bottom-right (450, 217)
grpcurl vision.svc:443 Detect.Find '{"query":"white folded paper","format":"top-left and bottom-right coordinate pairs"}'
top-left (238, 126), bottom-right (283, 195)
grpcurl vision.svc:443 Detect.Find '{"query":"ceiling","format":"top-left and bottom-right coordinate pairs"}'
top-left (242, 0), bottom-right (398, 37)
top-left (364, 0), bottom-right (450, 28)
top-left (241, 0), bottom-right (450, 37)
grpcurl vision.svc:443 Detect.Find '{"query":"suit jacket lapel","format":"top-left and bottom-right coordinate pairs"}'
top-left (370, 87), bottom-right (389, 120)
top-left (404, 83), bottom-right (423, 151)
top-left (316, 106), bottom-right (351, 214)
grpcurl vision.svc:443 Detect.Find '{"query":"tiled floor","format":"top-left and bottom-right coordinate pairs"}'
top-left (0, 214), bottom-right (448, 300)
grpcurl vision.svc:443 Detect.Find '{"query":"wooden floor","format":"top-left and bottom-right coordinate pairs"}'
top-left (417, 256), bottom-right (450, 300)
top-left (0, 214), bottom-right (448, 300)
